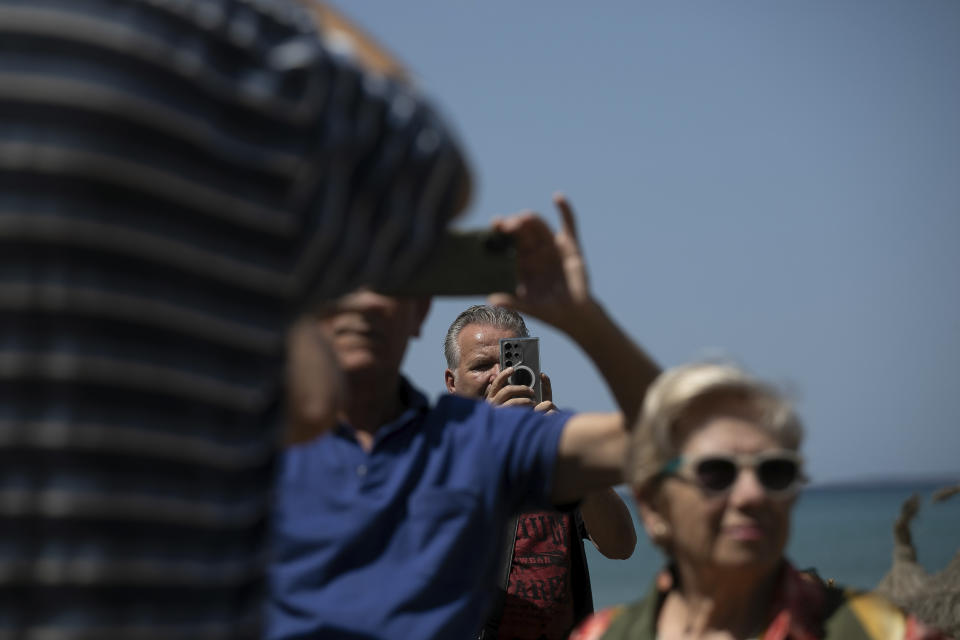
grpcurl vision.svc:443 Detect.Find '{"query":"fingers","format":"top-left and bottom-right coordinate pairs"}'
top-left (540, 372), bottom-right (553, 403)
top-left (489, 382), bottom-right (537, 408)
top-left (491, 211), bottom-right (555, 253)
top-left (486, 367), bottom-right (538, 407)
top-left (500, 396), bottom-right (537, 409)
top-left (488, 194), bottom-right (586, 319)
top-left (534, 400), bottom-right (559, 414)
top-left (484, 367), bottom-right (515, 403)
top-left (536, 373), bottom-right (557, 413)
top-left (491, 195), bottom-right (579, 247)
top-left (490, 210), bottom-right (539, 235)
top-left (552, 192), bottom-right (580, 243)
top-left (486, 293), bottom-right (518, 310)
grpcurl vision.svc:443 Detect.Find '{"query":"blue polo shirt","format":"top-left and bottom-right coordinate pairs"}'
top-left (267, 380), bottom-right (571, 639)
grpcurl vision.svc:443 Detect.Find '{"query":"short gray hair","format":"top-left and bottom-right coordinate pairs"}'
top-left (444, 305), bottom-right (528, 368)
top-left (627, 362), bottom-right (804, 494)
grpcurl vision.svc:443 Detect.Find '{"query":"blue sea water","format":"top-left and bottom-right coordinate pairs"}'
top-left (585, 480), bottom-right (960, 610)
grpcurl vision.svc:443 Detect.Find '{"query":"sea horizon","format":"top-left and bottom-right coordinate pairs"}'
top-left (804, 473), bottom-right (959, 492)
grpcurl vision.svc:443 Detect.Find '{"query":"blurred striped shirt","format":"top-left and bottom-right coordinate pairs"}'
top-left (0, 0), bottom-right (469, 636)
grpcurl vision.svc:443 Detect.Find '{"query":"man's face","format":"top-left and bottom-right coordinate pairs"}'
top-left (445, 323), bottom-right (517, 398)
top-left (317, 290), bottom-right (429, 380)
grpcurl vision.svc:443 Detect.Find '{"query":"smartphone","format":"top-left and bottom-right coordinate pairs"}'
top-left (499, 337), bottom-right (542, 404)
top-left (375, 229), bottom-right (516, 297)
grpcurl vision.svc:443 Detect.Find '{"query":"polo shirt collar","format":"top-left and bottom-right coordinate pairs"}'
top-left (333, 376), bottom-right (430, 444)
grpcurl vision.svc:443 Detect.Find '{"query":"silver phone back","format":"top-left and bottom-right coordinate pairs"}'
top-left (498, 337), bottom-right (541, 404)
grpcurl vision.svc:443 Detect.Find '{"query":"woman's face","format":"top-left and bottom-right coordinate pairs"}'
top-left (644, 398), bottom-right (797, 577)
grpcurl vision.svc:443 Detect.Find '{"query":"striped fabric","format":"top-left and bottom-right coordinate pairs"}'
top-left (0, 0), bottom-right (469, 636)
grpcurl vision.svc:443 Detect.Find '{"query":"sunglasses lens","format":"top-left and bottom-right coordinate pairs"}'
top-left (694, 458), bottom-right (738, 492)
top-left (757, 458), bottom-right (799, 492)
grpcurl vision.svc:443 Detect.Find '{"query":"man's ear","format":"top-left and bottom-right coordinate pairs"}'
top-left (410, 296), bottom-right (432, 338)
top-left (444, 369), bottom-right (457, 394)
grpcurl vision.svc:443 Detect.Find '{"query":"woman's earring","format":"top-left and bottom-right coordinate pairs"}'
top-left (650, 521), bottom-right (670, 541)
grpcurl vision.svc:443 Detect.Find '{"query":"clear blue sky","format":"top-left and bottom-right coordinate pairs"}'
top-left (341, 1), bottom-right (960, 484)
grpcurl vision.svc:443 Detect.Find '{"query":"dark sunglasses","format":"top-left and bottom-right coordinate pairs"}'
top-left (660, 450), bottom-right (806, 496)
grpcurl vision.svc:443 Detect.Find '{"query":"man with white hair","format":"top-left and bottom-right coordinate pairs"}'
top-left (444, 304), bottom-right (636, 640)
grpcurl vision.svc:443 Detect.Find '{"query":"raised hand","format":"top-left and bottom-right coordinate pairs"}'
top-left (488, 193), bottom-right (592, 333)
top-left (484, 369), bottom-right (558, 414)
top-left (484, 366), bottom-right (537, 409)
top-left (533, 372), bottom-right (559, 414)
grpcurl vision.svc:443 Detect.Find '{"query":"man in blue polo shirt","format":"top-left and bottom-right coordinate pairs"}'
top-left (268, 195), bottom-right (661, 639)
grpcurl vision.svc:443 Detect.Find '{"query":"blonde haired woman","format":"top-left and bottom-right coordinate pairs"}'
top-left (572, 363), bottom-right (951, 640)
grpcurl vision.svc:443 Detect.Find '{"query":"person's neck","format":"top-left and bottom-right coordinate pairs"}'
top-left (660, 561), bottom-right (780, 639)
top-left (340, 372), bottom-right (406, 451)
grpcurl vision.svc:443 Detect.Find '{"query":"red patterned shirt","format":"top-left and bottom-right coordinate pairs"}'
top-left (498, 510), bottom-right (578, 640)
